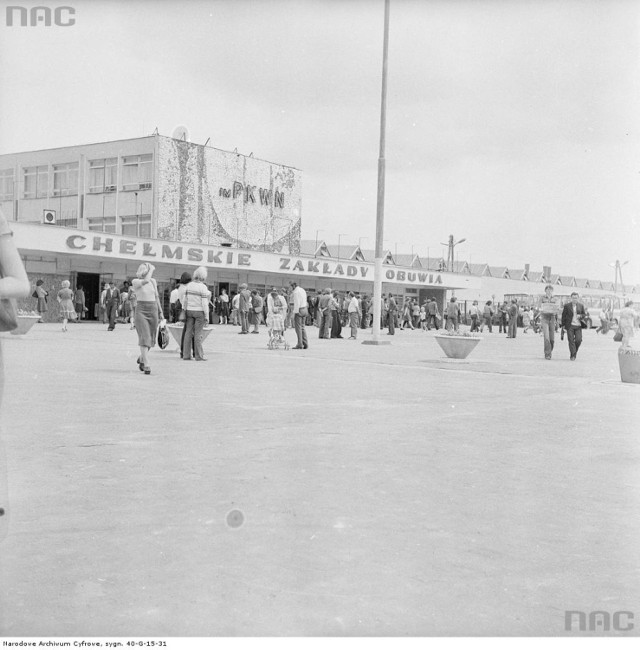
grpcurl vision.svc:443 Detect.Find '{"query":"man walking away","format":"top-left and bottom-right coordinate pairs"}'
top-left (427, 298), bottom-right (440, 331)
top-left (238, 283), bottom-right (251, 334)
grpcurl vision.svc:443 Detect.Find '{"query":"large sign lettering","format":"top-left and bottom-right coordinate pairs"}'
top-left (218, 182), bottom-right (285, 208)
top-left (63, 234), bottom-right (457, 287)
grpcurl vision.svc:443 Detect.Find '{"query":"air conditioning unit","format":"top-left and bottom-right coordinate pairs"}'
top-left (43, 209), bottom-right (56, 225)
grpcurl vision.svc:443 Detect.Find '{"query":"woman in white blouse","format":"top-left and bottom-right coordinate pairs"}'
top-left (182, 266), bottom-right (211, 361)
top-left (131, 263), bottom-right (165, 375)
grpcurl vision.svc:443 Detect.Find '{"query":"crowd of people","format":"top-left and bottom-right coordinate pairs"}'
top-left (22, 267), bottom-right (640, 367)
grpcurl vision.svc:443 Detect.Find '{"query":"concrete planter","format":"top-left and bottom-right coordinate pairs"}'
top-left (434, 334), bottom-right (481, 359)
top-left (10, 315), bottom-right (41, 336)
top-left (618, 346), bottom-right (640, 384)
top-left (166, 323), bottom-right (213, 349)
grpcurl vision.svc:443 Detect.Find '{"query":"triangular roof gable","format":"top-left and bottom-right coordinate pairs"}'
top-left (316, 241), bottom-right (331, 257)
top-left (383, 250), bottom-right (395, 265)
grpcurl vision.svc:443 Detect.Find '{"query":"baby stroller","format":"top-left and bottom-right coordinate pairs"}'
top-left (267, 298), bottom-right (290, 350)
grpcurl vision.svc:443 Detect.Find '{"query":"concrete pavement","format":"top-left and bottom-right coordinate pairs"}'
top-left (0, 322), bottom-right (638, 636)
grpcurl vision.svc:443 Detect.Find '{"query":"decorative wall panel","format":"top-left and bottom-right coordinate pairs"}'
top-left (156, 137), bottom-right (302, 254)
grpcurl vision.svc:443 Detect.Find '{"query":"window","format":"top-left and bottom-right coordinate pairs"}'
top-left (0, 169), bottom-right (13, 200)
top-left (122, 154), bottom-right (152, 191)
top-left (56, 209), bottom-right (78, 229)
top-left (87, 216), bottom-right (116, 233)
top-left (121, 214), bottom-right (151, 238)
top-left (23, 165), bottom-right (48, 198)
top-left (53, 162), bottom-right (79, 196)
top-left (89, 158), bottom-right (117, 193)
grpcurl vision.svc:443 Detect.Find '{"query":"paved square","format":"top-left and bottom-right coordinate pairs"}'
top-left (1, 324), bottom-right (638, 636)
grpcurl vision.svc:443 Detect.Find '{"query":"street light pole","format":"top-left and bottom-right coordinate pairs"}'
top-left (440, 234), bottom-right (466, 272)
top-left (611, 259), bottom-right (629, 294)
top-left (365, 0), bottom-right (391, 346)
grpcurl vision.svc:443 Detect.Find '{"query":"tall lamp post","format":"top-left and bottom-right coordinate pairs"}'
top-left (609, 259), bottom-right (629, 294)
top-left (364, 0), bottom-right (391, 346)
top-left (440, 234), bottom-right (466, 272)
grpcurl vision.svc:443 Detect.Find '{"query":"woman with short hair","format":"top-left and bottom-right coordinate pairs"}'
top-left (131, 263), bottom-right (165, 375)
top-left (182, 266), bottom-right (211, 361)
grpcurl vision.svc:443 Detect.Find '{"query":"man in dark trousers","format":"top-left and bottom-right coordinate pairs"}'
top-left (387, 293), bottom-right (397, 335)
top-left (238, 283), bottom-right (251, 334)
top-left (507, 299), bottom-right (518, 338)
top-left (105, 281), bottom-right (120, 331)
top-left (426, 297), bottom-right (440, 330)
top-left (317, 288), bottom-right (332, 339)
top-left (561, 292), bottom-right (587, 360)
top-left (498, 301), bottom-right (508, 334)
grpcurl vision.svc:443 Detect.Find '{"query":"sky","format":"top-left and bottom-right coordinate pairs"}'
top-left (1, 0), bottom-right (639, 285)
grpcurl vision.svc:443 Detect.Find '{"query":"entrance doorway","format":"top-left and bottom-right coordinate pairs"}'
top-left (76, 272), bottom-right (100, 321)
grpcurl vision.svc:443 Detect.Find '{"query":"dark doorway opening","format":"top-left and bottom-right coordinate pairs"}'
top-left (76, 272), bottom-right (100, 321)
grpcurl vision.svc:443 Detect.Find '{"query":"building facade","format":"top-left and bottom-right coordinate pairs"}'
top-left (0, 135), bottom-right (302, 253)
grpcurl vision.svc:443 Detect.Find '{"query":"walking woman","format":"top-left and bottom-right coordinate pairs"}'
top-left (401, 299), bottom-right (414, 330)
top-left (56, 280), bottom-right (76, 332)
top-left (182, 266), bottom-right (211, 361)
top-left (131, 262), bottom-right (165, 375)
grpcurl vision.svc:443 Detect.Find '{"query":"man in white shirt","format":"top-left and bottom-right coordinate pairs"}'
top-left (290, 281), bottom-right (308, 349)
top-left (468, 300), bottom-right (480, 332)
top-left (169, 281), bottom-right (180, 323)
top-left (347, 291), bottom-right (360, 339)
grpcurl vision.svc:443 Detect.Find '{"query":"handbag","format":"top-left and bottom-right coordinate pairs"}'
top-left (613, 329), bottom-right (623, 342)
top-left (157, 324), bottom-right (169, 349)
top-left (0, 298), bottom-right (18, 332)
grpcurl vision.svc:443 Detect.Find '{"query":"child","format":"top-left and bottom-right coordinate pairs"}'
top-left (522, 307), bottom-right (532, 333)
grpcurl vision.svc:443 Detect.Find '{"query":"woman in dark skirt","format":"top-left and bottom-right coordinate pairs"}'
top-left (34, 279), bottom-right (48, 321)
top-left (131, 262), bottom-right (165, 375)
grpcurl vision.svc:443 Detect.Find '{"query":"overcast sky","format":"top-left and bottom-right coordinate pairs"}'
top-left (1, 0), bottom-right (639, 285)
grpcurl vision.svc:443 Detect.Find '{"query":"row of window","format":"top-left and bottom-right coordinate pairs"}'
top-left (87, 214), bottom-right (152, 238)
top-left (0, 154), bottom-right (153, 201)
